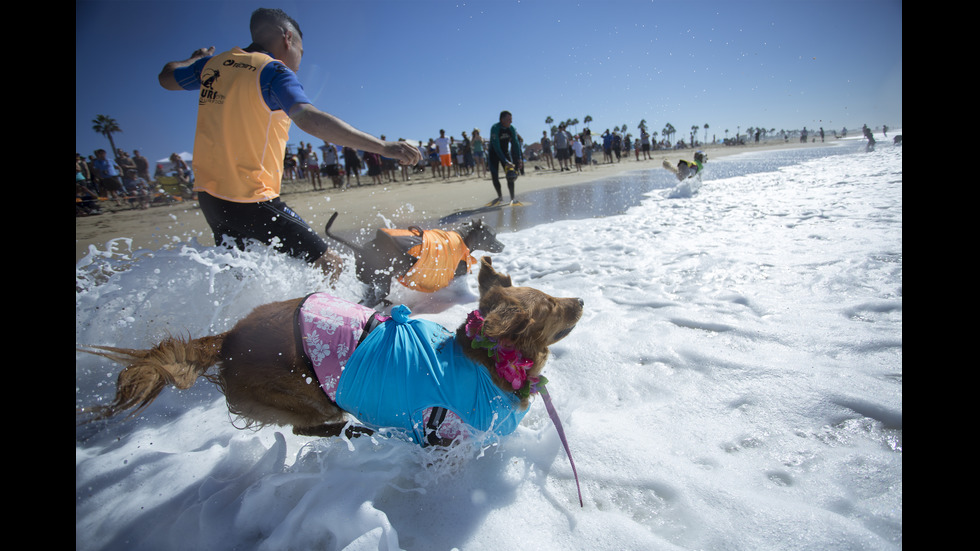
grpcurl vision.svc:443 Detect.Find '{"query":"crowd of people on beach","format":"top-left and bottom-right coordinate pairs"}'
top-left (78, 119), bottom-right (884, 218)
top-left (76, 149), bottom-right (151, 215)
top-left (289, 121), bottom-right (704, 192)
top-left (76, 148), bottom-right (196, 216)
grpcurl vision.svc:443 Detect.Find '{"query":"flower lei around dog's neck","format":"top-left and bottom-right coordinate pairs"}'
top-left (465, 310), bottom-right (546, 400)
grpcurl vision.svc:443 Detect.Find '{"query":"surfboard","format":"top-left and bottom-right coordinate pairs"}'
top-left (439, 200), bottom-right (531, 225)
top-left (484, 199), bottom-right (531, 207)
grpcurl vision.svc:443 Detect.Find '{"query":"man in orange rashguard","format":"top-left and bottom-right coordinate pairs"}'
top-left (158, 8), bottom-right (420, 278)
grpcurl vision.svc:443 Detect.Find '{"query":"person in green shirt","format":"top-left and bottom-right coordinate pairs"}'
top-left (488, 111), bottom-right (523, 205)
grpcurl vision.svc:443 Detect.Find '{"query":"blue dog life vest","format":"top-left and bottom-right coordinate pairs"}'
top-left (337, 305), bottom-right (528, 445)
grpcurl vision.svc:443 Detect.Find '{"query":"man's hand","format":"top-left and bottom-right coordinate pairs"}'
top-left (159, 46), bottom-right (214, 90)
top-left (382, 142), bottom-right (422, 166)
top-left (189, 46), bottom-right (215, 60)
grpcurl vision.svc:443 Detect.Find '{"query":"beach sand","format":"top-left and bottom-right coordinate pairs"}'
top-left (75, 138), bottom-right (841, 264)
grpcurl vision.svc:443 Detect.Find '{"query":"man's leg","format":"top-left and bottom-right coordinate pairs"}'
top-left (488, 153), bottom-right (502, 203)
top-left (198, 192), bottom-right (344, 283)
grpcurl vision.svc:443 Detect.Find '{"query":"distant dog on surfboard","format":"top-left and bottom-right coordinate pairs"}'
top-left (663, 150), bottom-right (707, 181)
top-left (324, 212), bottom-right (505, 306)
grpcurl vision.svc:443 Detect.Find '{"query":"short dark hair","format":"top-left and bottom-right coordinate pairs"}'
top-left (249, 8), bottom-right (302, 49)
top-left (499, 110), bottom-right (511, 122)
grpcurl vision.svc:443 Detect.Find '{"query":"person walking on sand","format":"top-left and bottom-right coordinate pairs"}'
top-left (540, 130), bottom-right (554, 170)
top-left (461, 131), bottom-right (474, 177)
top-left (158, 7), bottom-right (420, 279)
top-left (132, 149), bottom-right (151, 181)
top-left (582, 128), bottom-right (593, 167)
top-left (572, 135), bottom-right (583, 172)
top-left (306, 142), bottom-right (322, 190)
top-left (343, 146), bottom-right (362, 188)
top-left (321, 142), bottom-right (343, 189)
top-left (601, 129), bottom-right (613, 164)
top-left (92, 149), bottom-right (126, 207)
top-left (488, 110), bottom-right (523, 205)
top-left (435, 129), bottom-right (452, 179)
top-left (553, 123), bottom-right (570, 171)
top-left (471, 128), bottom-right (487, 179)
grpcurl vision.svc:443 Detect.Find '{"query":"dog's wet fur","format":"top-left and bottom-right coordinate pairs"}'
top-left (77, 257), bottom-right (583, 443)
top-left (324, 212), bottom-right (505, 306)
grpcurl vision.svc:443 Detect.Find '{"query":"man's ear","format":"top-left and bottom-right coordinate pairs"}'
top-left (282, 28), bottom-right (297, 50)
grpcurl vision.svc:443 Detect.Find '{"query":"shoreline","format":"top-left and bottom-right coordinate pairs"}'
top-left (76, 138), bottom-right (845, 264)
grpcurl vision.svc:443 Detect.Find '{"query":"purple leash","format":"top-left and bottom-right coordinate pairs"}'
top-left (538, 384), bottom-right (584, 507)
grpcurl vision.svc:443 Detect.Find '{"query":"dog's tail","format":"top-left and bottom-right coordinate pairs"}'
top-left (76, 333), bottom-right (228, 424)
top-left (323, 211), bottom-right (364, 255)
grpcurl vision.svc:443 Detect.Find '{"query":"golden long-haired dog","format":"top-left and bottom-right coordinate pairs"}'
top-left (77, 257), bottom-right (583, 447)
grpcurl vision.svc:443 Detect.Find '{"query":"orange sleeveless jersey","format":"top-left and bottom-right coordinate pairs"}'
top-left (192, 48), bottom-right (291, 203)
top-left (381, 229), bottom-right (477, 292)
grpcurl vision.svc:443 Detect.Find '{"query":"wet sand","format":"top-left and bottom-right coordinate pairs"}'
top-left (76, 139), bottom-right (840, 264)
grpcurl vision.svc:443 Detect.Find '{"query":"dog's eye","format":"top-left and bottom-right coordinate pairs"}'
top-left (553, 327), bottom-right (573, 341)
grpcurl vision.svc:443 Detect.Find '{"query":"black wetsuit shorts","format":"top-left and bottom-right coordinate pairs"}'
top-left (198, 191), bottom-right (329, 263)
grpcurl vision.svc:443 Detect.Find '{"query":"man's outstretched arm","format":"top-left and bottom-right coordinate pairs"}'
top-left (288, 103), bottom-right (421, 166)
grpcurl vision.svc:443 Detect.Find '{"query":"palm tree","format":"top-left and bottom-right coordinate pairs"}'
top-left (584, 115), bottom-right (592, 129)
top-left (92, 114), bottom-right (122, 157)
top-left (703, 123), bottom-right (709, 144)
top-left (663, 123), bottom-right (676, 145)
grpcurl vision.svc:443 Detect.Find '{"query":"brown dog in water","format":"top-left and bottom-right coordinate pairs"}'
top-left (78, 257), bottom-right (584, 447)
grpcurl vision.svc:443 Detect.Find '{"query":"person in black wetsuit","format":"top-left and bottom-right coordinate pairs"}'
top-left (488, 110), bottom-right (524, 205)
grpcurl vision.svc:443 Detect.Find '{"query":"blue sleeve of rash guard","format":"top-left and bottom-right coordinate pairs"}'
top-left (172, 56), bottom-right (209, 90)
top-left (171, 56), bottom-right (311, 113)
top-left (261, 60), bottom-right (312, 113)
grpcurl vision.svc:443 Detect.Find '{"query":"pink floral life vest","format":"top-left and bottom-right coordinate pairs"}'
top-left (295, 296), bottom-right (500, 445)
top-left (296, 293), bottom-right (386, 401)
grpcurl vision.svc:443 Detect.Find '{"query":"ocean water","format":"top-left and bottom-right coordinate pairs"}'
top-left (76, 135), bottom-right (902, 550)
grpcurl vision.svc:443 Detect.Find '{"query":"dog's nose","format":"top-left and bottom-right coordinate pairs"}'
top-left (576, 298), bottom-right (584, 307)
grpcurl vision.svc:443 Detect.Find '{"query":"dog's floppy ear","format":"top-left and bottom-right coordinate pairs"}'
top-left (481, 296), bottom-right (530, 342)
top-left (478, 256), bottom-right (512, 295)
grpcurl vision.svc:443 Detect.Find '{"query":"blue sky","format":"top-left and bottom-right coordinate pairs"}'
top-left (77, 0), bottom-right (902, 164)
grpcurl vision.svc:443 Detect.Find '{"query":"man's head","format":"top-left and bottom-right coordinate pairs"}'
top-left (500, 111), bottom-right (512, 127)
top-left (247, 8), bottom-right (304, 71)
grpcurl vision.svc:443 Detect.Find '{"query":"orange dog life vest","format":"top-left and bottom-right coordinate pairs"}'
top-left (381, 228), bottom-right (476, 292)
